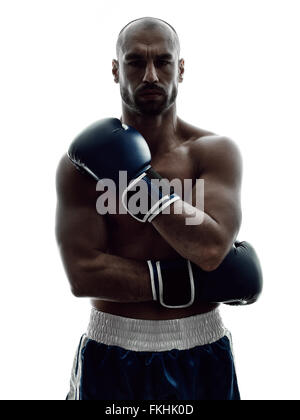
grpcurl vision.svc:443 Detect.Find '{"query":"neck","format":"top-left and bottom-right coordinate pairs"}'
top-left (120, 103), bottom-right (181, 156)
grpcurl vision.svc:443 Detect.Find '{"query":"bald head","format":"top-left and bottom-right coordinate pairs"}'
top-left (113, 17), bottom-right (184, 116)
top-left (116, 17), bottom-right (180, 60)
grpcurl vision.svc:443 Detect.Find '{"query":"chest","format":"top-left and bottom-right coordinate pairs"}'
top-left (102, 142), bottom-right (200, 256)
top-left (152, 143), bottom-right (197, 184)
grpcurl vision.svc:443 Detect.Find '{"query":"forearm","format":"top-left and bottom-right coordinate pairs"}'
top-left (67, 252), bottom-right (153, 302)
top-left (152, 199), bottom-right (228, 270)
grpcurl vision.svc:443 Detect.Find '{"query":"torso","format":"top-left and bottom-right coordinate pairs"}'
top-left (91, 118), bottom-right (220, 319)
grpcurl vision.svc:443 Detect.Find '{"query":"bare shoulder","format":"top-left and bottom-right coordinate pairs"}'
top-left (195, 133), bottom-right (242, 159)
top-left (55, 153), bottom-right (98, 205)
top-left (191, 134), bottom-right (242, 177)
top-left (179, 118), bottom-right (242, 174)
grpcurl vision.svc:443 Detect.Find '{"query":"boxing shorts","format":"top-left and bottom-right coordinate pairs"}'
top-left (66, 308), bottom-right (240, 400)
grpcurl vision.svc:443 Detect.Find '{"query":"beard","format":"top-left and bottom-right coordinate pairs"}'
top-left (120, 85), bottom-right (178, 116)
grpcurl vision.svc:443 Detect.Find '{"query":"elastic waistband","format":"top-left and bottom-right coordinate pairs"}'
top-left (86, 308), bottom-right (226, 352)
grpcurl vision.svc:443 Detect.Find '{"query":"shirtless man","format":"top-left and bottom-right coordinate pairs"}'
top-left (55, 17), bottom-right (262, 400)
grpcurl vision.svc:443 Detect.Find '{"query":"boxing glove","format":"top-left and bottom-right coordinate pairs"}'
top-left (68, 118), bottom-right (180, 222)
top-left (147, 241), bottom-right (263, 308)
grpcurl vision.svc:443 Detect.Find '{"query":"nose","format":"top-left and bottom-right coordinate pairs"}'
top-left (143, 61), bottom-right (159, 83)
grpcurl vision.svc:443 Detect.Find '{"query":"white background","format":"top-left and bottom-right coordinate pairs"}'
top-left (0, 0), bottom-right (299, 400)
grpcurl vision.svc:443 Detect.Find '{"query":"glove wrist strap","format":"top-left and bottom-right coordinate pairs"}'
top-left (122, 168), bottom-right (180, 223)
top-left (147, 259), bottom-right (195, 308)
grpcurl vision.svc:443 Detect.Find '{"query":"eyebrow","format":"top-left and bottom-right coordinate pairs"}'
top-left (124, 53), bottom-right (174, 60)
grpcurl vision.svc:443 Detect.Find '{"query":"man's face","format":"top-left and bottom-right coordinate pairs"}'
top-left (113, 28), bottom-right (184, 116)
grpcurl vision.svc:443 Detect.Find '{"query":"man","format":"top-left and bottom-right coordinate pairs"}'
top-left (56, 17), bottom-right (262, 400)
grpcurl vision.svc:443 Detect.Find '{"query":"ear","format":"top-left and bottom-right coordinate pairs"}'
top-left (112, 59), bottom-right (119, 83)
top-left (178, 58), bottom-right (185, 83)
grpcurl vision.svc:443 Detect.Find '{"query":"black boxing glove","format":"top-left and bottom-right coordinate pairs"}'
top-left (68, 118), bottom-right (180, 222)
top-left (147, 241), bottom-right (263, 308)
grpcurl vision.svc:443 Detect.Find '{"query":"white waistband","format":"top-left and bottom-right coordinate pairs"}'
top-left (86, 308), bottom-right (226, 352)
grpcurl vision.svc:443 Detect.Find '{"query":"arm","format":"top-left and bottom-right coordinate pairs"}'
top-left (151, 136), bottom-right (243, 271)
top-left (64, 119), bottom-right (262, 309)
top-left (55, 154), bottom-right (153, 302)
top-left (67, 118), bottom-right (242, 271)
top-left (55, 154), bottom-right (261, 309)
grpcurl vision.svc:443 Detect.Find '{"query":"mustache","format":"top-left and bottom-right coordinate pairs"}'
top-left (137, 85), bottom-right (165, 95)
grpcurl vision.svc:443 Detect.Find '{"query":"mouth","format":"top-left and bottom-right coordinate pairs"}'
top-left (139, 90), bottom-right (164, 99)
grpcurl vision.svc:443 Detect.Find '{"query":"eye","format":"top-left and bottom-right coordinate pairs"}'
top-left (128, 61), bottom-right (145, 68)
top-left (156, 60), bottom-right (171, 67)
